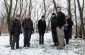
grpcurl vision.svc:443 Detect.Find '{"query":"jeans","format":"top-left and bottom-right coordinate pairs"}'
top-left (24, 30), bottom-right (31, 47)
top-left (11, 35), bottom-right (19, 49)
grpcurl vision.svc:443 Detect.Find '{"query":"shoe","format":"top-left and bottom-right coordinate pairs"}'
top-left (24, 46), bottom-right (26, 47)
top-left (57, 47), bottom-right (63, 50)
top-left (53, 43), bottom-right (57, 46)
top-left (27, 45), bottom-right (30, 47)
top-left (16, 47), bottom-right (20, 49)
top-left (11, 48), bottom-right (15, 50)
top-left (56, 44), bottom-right (59, 46)
top-left (66, 43), bottom-right (69, 44)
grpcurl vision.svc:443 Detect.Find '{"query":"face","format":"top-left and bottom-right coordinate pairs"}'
top-left (16, 17), bottom-right (20, 20)
top-left (41, 17), bottom-right (45, 20)
top-left (65, 16), bottom-right (68, 20)
top-left (52, 15), bottom-right (55, 17)
top-left (57, 8), bottom-right (61, 13)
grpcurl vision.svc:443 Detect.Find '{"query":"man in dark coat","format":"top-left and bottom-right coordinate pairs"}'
top-left (38, 15), bottom-right (46, 45)
top-left (51, 13), bottom-right (58, 46)
top-left (22, 16), bottom-right (34, 47)
top-left (56, 7), bottom-right (65, 49)
top-left (64, 16), bottom-right (73, 44)
top-left (11, 14), bottom-right (22, 50)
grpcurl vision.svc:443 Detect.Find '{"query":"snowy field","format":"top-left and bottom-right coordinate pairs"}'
top-left (0, 32), bottom-right (85, 55)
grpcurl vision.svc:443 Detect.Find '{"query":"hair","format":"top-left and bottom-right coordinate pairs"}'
top-left (52, 13), bottom-right (56, 15)
top-left (42, 15), bottom-right (45, 18)
top-left (56, 6), bottom-right (61, 9)
top-left (65, 15), bottom-right (68, 17)
top-left (16, 14), bottom-right (21, 17)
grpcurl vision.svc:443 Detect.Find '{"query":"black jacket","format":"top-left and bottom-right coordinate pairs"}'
top-left (38, 19), bottom-right (46, 32)
top-left (51, 16), bottom-right (57, 29)
top-left (67, 18), bottom-right (73, 28)
top-left (64, 18), bottom-right (73, 31)
top-left (22, 18), bottom-right (34, 31)
top-left (11, 19), bottom-right (21, 35)
top-left (57, 12), bottom-right (65, 28)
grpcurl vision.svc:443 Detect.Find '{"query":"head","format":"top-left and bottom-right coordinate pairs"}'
top-left (26, 15), bottom-right (31, 19)
top-left (16, 14), bottom-right (21, 20)
top-left (65, 15), bottom-right (71, 20)
top-left (41, 15), bottom-right (45, 20)
top-left (52, 13), bottom-right (56, 17)
top-left (56, 6), bottom-right (61, 13)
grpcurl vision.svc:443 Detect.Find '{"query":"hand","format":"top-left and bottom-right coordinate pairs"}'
top-left (32, 31), bottom-right (34, 34)
top-left (20, 30), bottom-right (22, 34)
top-left (11, 32), bottom-right (14, 35)
top-left (20, 32), bottom-right (22, 34)
top-left (59, 26), bottom-right (62, 29)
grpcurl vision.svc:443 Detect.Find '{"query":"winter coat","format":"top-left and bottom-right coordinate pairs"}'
top-left (11, 19), bottom-right (22, 35)
top-left (38, 19), bottom-right (46, 33)
top-left (51, 16), bottom-right (57, 29)
top-left (22, 18), bottom-right (34, 32)
top-left (57, 12), bottom-right (65, 28)
top-left (64, 18), bottom-right (73, 32)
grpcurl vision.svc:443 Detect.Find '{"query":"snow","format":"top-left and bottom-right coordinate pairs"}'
top-left (0, 32), bottom-right (85, 55)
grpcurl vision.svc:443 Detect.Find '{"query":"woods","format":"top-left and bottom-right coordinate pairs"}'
top-left (0, 0), bottom-right (85, 46)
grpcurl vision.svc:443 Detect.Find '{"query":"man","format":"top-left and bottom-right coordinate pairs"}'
top-left (38, 15), bottom-right (46, 45)
top-left (56, 7), bottom-right (65, 49)
top-left (64, 16), bottom-right (73, 44)
top-left (51, 13), bottom-right (58, 46)
top-left (11, 14), bottom-right (22, 50)
top-left (22, 15), bottom-right (34, 47)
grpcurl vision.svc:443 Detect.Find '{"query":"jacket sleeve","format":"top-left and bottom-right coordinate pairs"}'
top-left (45, 21), bottom-right (46, 30)
top-left (38, 20), bottom-right (40, 29)
top-left (22, 20), bottom-right (24, 28)
top-left (68, 20), bottom-right (73, 27)
top-left (31, 20), bottom-right (34, 31)
top-left (59, 13), bottom-right (65, 28)
top-left (10, 20), bottom-right (15, 33)
top-left (20, 22), bottom-right (22, 34)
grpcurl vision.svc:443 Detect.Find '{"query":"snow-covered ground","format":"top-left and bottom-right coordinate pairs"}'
top-left (0, 32), bottom-right (85, 55)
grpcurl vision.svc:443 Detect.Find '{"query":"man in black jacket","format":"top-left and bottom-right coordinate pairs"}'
top-left (38, 15), bottom-right (46, 45)
top-left (51, 13), bottom-right (58, 46)
top-left (56, 7), bottom-right (65, 49)
top-left (64, 16), bottom-right (73, 44)
top-left (22, 16), bottom-right (34, 47)
top-left (11, 14), bottom-right (22, 50)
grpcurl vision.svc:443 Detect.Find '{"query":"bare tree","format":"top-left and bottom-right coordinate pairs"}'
top-left (67, 0), bottom-right (72, 18)
top-left (29, 0), bottom-right (32, 17)
top-left (77, 0), bottom-right (85, 39)
top-left (74, 0), bottom-right (78, 38)
top-left (4, 0), bottom-right (13, 46)
top-left (53, 0), bottom-right (57, 13)
top-left (43, 0), bottom-right (46, 17)
top-left (12, 0), bottom-right (18, 19)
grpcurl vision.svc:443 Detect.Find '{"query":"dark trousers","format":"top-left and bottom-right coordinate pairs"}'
top-left (52, 29), bottom-right (58, 45)
top-left (11, 35), bottom-right (19, 49)
top-left (39, 31), bottom-right (45, 44)
top-left (24, 30), bottom-right (31, 47)
top-left (64, 30), bottom-right (70, 44)
top-left (69, 28), bottom-right (72, 39)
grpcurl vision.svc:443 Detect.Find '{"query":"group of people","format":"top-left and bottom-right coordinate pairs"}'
top-left (51, 7), bottom-right (73, 49)
top-left (10, 7), bottom-right (73, 50)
